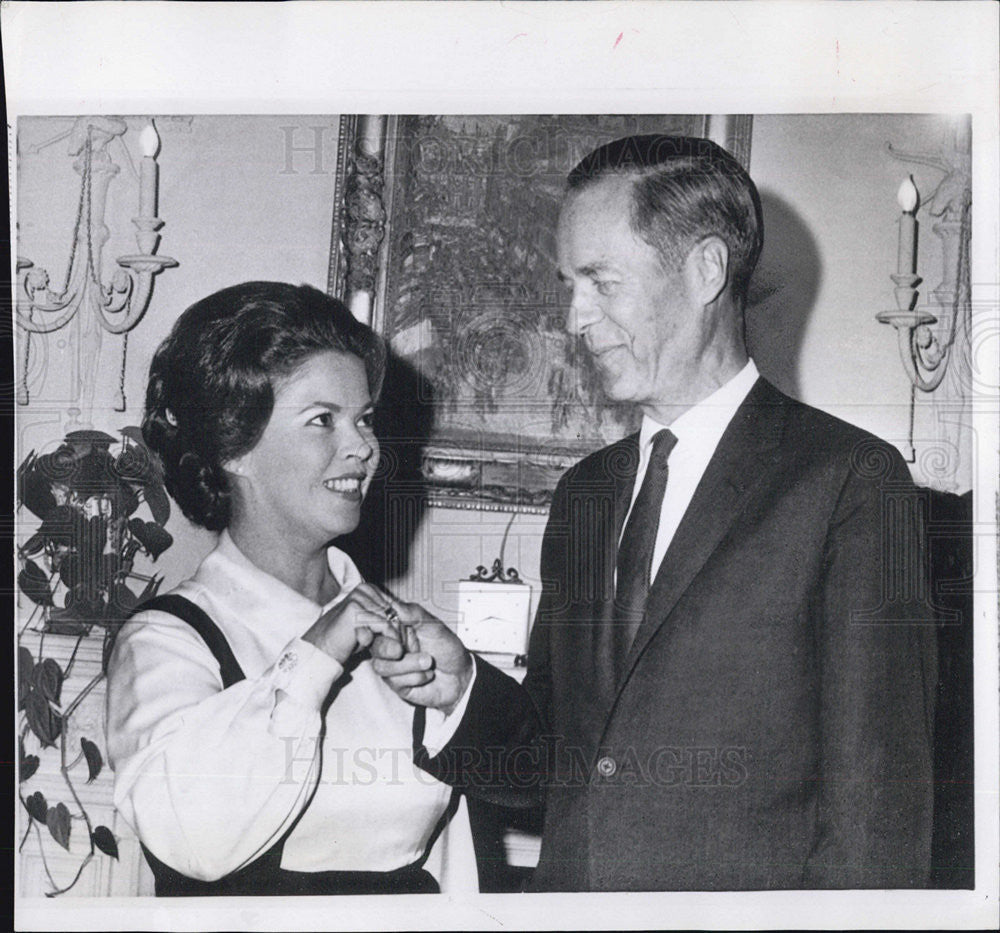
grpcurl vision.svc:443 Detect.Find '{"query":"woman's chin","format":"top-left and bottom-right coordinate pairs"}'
top-left (320, 502), bottom-right (364, 542)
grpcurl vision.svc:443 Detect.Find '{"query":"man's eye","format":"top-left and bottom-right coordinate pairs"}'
top-left (595, 280), bottom-right (618, 296)
top-left (358, 412), bottom-right (376, 430)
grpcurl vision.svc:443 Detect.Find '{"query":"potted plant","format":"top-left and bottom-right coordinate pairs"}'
top-left (17, 427), bottom-right (174, 895)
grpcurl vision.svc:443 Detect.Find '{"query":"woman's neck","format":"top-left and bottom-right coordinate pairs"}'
top-left (227, 521), bottom-right (340, 605)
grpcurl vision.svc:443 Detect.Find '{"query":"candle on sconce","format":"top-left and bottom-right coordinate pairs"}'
top-left (139, 122), bottom-right (160, 219)
top-left (896, 175), bottom-right (919, 275)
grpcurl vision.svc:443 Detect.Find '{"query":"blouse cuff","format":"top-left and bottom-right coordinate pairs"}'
top-left (271, 637), bottom-right (343, 709)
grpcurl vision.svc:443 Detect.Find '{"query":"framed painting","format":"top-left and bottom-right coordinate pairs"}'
top-left (329, 114), bottom-right (752, 512)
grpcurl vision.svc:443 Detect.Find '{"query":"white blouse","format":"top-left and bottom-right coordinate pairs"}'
top-left (106, 531), bottom-right (477, 889)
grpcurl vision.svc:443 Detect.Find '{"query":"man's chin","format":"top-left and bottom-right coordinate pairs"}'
top-left (598, 372), bottom-right (634, 403)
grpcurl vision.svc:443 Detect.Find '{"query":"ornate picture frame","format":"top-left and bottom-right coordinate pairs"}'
top-left (328, 114), bottom-right (752, 512)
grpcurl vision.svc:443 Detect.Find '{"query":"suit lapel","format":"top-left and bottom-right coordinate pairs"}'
top-left (611, 432), bottom-right (642, 545)
top-left (586, 432), bottom-right (640, 706)
top-left (618, 378), bottom-right (790, 682)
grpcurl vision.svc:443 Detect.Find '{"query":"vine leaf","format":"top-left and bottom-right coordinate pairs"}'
top-left (118, 425), bottom-right (146, 447)
top-left (111, 483), bottom-right (141, 520)
top-left (81, 738), bottom-right (103, 783)
top-left (115, 441), bottom-right (162, 485)
top-left (38, 504), bottom-right (77, 545)
top-left (25, 790), bottom-right (48, 823)
top-left (19, 533), bottom-right (46, 558)
top-left (47, 802), bottom-right (72, 851)
top-left (108, 583), bottom-right (138, 618)
top-left (18, 450), bottom-right (58, 519)
top-left (24, 690), bottom-right (61, 748)
top-left (18, 560), bottom-right (54, 607)
top-left (20, 739), bottom-right (40, 783)
top-left (34, 657), bottom-right (64, 705)
top-left (92, 826), bottom-right (119, 860)
top-left (128, 520), bottom-right (173, 560)
top-left (18, 646), bottom-right (34, 710)
top-left (57, 552), bottom-right (82, 590)
top-left (20, 755), bottom-right (40, 783)
top-left (143, 482), bottom-right (171, 526)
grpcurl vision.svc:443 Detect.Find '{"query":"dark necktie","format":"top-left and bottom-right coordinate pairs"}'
top-left (613, 428), bottom-right (678, 678)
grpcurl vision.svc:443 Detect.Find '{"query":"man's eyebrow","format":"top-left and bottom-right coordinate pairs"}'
top-left (556, 262), bottom-right (612, 282)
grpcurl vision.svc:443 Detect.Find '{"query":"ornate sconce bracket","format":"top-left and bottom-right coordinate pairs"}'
top-left (16, 116), bottom-right (176, 417)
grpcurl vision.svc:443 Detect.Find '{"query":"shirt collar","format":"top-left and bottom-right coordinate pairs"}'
top-left (638, 358), bottom-right (760, 455)
top-left (191, 530), bottom-right (364, 638)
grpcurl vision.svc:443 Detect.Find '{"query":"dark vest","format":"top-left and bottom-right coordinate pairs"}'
top-left (130, 594), bottom-right (442, 896)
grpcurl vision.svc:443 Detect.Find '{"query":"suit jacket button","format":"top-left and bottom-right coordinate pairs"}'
top-left (596, 756), bottom-right (617, 777)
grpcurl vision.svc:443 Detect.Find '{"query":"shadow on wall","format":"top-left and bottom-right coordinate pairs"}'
top-left (337, 350), bottom-right (435, 588)
top-left (745, 190), bottom-right (823, 401)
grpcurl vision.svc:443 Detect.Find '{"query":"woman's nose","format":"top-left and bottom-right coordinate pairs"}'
top-left (341, 425), bottom-right (376, 463)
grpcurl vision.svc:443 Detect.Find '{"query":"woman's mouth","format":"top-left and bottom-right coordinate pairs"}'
top-left (323, 476), bottom-right (364, 497)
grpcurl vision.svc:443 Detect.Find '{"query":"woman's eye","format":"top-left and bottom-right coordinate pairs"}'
top-left (358, 412), bottom-right (376, 430)
top-left (307, 412), bottom-right (333, 427)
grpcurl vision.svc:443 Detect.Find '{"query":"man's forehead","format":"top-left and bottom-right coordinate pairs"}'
top-left (559, 175), bottom-right (634, 231)
top-left (562, 173), bottom-right (634, 210)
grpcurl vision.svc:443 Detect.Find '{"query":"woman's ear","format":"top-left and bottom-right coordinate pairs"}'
top-left (684, 235), bottom-right (729, 307)
top-left (222, 449), bottom-right (251, 480)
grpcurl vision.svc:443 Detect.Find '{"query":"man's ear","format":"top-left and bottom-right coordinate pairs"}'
top-left (684, 236), bottom-right (729, 306)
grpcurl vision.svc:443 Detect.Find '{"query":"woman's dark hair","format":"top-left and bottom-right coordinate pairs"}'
top-left (142, 281), bottom-right (386, 531)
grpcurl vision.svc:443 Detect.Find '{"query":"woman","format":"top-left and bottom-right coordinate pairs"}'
top-left (106, 282), bottom-right (476, 896)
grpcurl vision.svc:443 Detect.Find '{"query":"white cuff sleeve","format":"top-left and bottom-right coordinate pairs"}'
top-left (421, 660), bottom-right (478, 756)
top-left (272, 637), bottom-right (344, 709)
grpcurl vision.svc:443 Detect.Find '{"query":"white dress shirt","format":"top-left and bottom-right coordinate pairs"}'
top-left (623, 359), bottom-right (760, 584)
top-left (106, 531), bottom-right (477, 888)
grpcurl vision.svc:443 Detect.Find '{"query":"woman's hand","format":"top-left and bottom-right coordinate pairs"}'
top-left (300, 583), bottom-right (398, 666)
top-left (369, 600), bottom-right (474, 715)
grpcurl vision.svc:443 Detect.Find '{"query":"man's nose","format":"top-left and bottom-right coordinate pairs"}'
top-left (564, 289), bottom-right (601, 336)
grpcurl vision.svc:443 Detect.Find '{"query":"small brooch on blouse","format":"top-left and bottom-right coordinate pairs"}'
top-left (277, 651), bottom-right (298, 673)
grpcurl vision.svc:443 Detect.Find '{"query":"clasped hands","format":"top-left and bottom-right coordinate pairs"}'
top-left (301, 583), bottom-right (474, 715)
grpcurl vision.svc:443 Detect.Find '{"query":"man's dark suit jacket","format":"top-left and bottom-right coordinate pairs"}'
top-left (418, 378), bottom-right (937, 891)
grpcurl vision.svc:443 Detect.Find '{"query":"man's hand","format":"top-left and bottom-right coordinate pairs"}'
top-left (370, 600), bottom-right (473, 715)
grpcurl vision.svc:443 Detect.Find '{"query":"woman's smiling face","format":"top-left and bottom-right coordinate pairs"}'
top-left (225, 350), bottom-right (379, 550)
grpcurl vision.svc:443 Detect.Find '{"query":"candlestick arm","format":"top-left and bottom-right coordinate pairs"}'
top-left (16, 261), bottom-right (85, 333)
top-left (94, 254), bottom-right (178, 333)
top-left (876, 309), bottom-right (948, 392)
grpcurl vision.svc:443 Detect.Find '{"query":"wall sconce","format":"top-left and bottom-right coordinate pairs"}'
top-left (16, 116), bottom-right (177, 419)
top-left (876, 176), bottom-right (952, 392)
top-left (876, 120), bottom-right (973, 466)
top-left (878, 123), bottom-right (973, 397)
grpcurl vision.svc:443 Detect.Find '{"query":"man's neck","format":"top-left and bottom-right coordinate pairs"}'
top-left (642, 347), bottom-right (750, 427)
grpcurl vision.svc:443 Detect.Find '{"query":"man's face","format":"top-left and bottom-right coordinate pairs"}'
top-left (556, 175), bottom-right (704, 414)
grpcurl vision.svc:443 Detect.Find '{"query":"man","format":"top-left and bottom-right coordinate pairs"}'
top-left (374, 135), bottom-right (937, 891)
